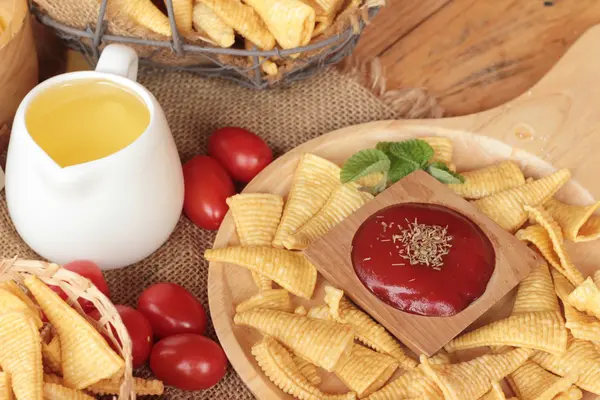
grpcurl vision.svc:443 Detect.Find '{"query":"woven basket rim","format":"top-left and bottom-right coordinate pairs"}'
top-left (0, 257), bottom-right (134, 400)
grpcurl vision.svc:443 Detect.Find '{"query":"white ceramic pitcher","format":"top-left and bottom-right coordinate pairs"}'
top-left (5, 44), bottom-right (184, 269)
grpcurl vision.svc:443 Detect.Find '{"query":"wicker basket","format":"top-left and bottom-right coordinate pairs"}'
top-left (0, 258), bottom-right (134, 399)
top-left (30, 0), bottom-right (380, 88)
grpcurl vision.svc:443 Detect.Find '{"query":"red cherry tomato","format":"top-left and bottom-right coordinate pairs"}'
top-left (208, 127), bottom-right (273, 183)
top-left (89, 305), bottom-right (153, 369)
top-left (137, 283), bottom-right (207, 338)
top-left (50, 260), bottom-right (110, 313)
top-left (150, 334), bottom-right (227, 390)
top-left (183, 155), bottom-right (235, 230)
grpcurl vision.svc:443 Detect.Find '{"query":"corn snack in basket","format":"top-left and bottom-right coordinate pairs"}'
top-left (517, 205), bottom-right (585, 286)
top-left (192, 2), bottom-right (235, 47)
top-left (323, 286), bottom-right (417, 370)
top-left (292, 355), bottom-right (321, 386)
top-left (544, 198), bottom-right (600, 242)
top-left (0, 259), bottom-right (138, 399)
top-left (252, 336), bottom-right (356, 400)
top-left (472, 168), bottom-right (570, 232)
top-left (447, 161), bottom-right (525, 199)
top-left (553, 269), bottom-right (600, 341)
top-left (200, 0), bottom-right (276, 50)
top-left (272, 153), bottom-right (341, 248)
top-left (479, 381), bottom-right (507, 400)
top-left (204, 246), bottom-right (317, 299)
top-left (422, 136), bottom-right (454, 165)
top-left (531, 335), bottom-right (600, 394)
top-left (235, 288), bottom-right (292, 313)
top-left (243, 0), bottom-right (315, 49)
top-left (284, 182), bottom-right (373, 250)
top-left (444, 261), bottom-right (567, 356)
top-left (106, 0), bottom-right (172, 36)
top-left (420, 347), bottom-right (534, 400)
top-left (234, 308), bottom-right (354, 371)
top-left (171, 0), bottom-right (193, 34)
top-left (227, 193), bottom-right (284, 291)
top-left (507, 360), bottom-right (581, 400)
top-left (25, 276), bottom-right (124, 389)
top-left (333, 343), bottom-right (398, 398)
top-left (0, 311), bottom-right (43, 399)
top-left (567, 276), bottom-right (600, 320)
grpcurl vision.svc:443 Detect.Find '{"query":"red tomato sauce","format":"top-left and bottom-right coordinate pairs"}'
top-left (351, 203), bottom-right (495, 317)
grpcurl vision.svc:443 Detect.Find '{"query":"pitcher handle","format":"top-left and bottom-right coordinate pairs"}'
top-left (95, 44), bottom-right (139, 82)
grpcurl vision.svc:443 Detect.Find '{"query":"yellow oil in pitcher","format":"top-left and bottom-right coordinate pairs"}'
top-left (25, 79), bottom-right (151, 167)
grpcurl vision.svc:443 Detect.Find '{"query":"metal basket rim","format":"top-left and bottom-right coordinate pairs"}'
top-left (32, 2), bottom-right (379, 58)
top-left (31, 0), bottom-right (379, 89)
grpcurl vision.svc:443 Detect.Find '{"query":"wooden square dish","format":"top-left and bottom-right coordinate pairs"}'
top-left (304, 170), bottom-right (540, 356)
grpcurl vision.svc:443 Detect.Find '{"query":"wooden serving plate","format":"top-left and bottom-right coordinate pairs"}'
top-left (305, 171), bottom-right (539, 356)
top-left (208, 25), bottom-right (600, 400)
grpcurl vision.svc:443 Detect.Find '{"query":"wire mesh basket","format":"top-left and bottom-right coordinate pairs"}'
top-left (32, 0), bottom-right (380, 89)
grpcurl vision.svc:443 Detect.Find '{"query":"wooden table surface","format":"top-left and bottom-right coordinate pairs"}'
top-left (34, 0), bottom-right (600, 116)
top-left (354, 0), bottom-right (600, 115)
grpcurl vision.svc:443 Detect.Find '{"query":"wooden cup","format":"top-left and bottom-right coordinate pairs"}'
top-left (304, 171), bottom-right (540, 356)
top-left (0, 0), bottom-right (39, 154)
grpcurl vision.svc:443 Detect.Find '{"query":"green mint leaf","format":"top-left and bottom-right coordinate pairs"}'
top-left (426, 163), bottom-right (465, 184)
top-left (428, 162), bottom-right (465, 182)
top-left (389, 139), bottom-right (435, 168)
top-left (428, 161), bottom-right (448, 170)
top-left (388, 158), bottom-right (419, 183)
top-left (375, 142), bottom-right (395, 157)
top-left (340, 149), bottom-right (391, 184)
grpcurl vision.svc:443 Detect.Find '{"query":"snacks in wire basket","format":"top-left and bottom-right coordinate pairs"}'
top-left (0, 258), bottom-right (164, 400)
top-left (32, 0), bottom-right (382, 82)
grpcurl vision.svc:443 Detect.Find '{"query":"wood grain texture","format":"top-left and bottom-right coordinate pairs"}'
top-left (33, 18), bottom-right (67, 82)
top-left (36, 0), bottom-right (600, 117)
top-left (353, 0), bottom-right (450, 61)
top-left (208, 25), bottom-right (600, 400)
top-left (304, 171), bottom-right (538, 356)
top-left (365, 0), bottom-right (600, 115)
top-left (34, 0), bottom-right (600, 117)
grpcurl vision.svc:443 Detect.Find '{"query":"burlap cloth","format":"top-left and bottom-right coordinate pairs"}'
top-left (0, 66), bottom-right (440, 399)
